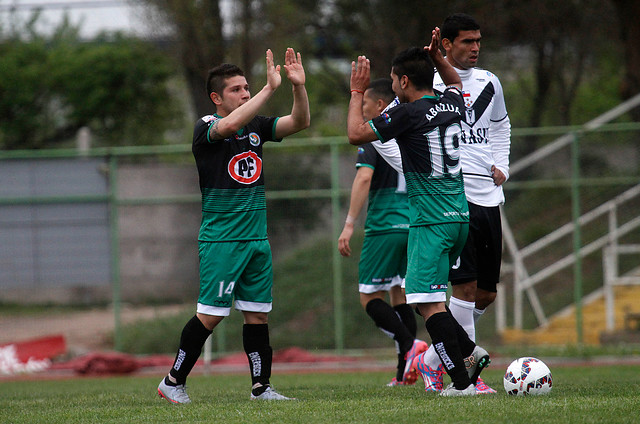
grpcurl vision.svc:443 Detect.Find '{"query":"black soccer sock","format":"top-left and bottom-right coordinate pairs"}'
top-left (168, 315), bottom-right (212, 385)
top-left (393, 304), bottom-right (417, 381)
top-left (424, 311), bottom-right (471, 390)
top-left (394, 304), bottom-right (417, 338)
top-left (366, 298), bottom-right (414, 354)
top-left (395, 351), bottom-right (406, 382)
top-left (243, 323), bottom-right (273, 395)
top-left (446, 305), bottom-right (476, 357)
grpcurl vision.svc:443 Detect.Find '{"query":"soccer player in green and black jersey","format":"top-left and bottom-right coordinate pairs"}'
top-left (158, 48), bottom-right (309, 404)
top-left (347, 28), bottom-right (490, 396)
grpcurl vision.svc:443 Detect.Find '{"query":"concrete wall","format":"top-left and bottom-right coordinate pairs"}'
top-left (0, 150), bottom-right (358, 305)
top-left (117, 163), bottom-right (201, 303)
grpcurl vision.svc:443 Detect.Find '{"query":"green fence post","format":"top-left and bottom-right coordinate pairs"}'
top-left (108, 155), bottom-right (123, 351)
top-left (330, 141), bottom-right (345, 352)
top-left (571, 132), bottom-right (583, 345)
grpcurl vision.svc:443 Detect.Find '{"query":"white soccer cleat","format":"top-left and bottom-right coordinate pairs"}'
top-left (250, 386), bottom-right (296, 401)
top-left (386, 377), bottom-right (405, 387)
top-left (464, 345), bottom-right (491, 384)
top-left (440, 383), bottom-right (477, 397)
top-left (158, 378), bottom-right (191, 404)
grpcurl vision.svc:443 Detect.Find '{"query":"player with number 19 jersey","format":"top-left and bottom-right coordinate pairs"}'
top-left (368, 87), bottom-right (468, 227)
top-left (192, 114), bottom-right (281, 242)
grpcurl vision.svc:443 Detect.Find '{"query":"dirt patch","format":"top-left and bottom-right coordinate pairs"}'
top-left (0, 304), bottom-right (190, 355)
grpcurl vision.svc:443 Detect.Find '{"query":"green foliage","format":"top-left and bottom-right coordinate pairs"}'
top-left (0, 17), bottom-right (187, 149)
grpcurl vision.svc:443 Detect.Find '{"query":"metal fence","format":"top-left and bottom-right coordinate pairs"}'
top-left (1, 118), bottom-right (640, 351)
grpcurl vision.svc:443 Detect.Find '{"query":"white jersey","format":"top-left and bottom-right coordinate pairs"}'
top-left (371, 97), bottom-right (403, 174)
top-left (434, 67), bottom-right (511, 206)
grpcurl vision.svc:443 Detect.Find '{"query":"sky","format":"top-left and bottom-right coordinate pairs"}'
top-left (0, 0), bottom-right (234, 38)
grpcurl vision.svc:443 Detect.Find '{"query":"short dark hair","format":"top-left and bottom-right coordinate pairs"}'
top-left (391, 47), bottom-right (434, 91)
top-left (366, 78), bottom-right (395, 105)
top-left (441, 13), bottom-right (481, 43)
top-left (206, 64), bottom-right (244, 97)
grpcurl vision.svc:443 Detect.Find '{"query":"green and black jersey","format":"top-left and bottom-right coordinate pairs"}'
top-left (368, 88), bottom-right (469, 227)
top-left (356, 143), bottom-right (409, 235)
top-left (192, 114), bottom-right (281, 242)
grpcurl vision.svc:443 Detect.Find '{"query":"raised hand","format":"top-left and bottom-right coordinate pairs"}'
top-left (265, 49), bottom-right (282, 91)
top-left (425, 27), bottom-right (444, 62)
top-left (283, 48), bottom-right (305, 86)
top-left (350, 55), bottom-right (370, 93)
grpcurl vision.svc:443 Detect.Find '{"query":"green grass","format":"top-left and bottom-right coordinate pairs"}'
top-left (2, 365), bottom-right (640, 423)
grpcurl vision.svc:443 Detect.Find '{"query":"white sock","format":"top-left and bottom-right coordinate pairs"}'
top-left (473, 307), bottom-right (485, 324)
top-left (422, 344), bottom-right (442, 369)
top-left (449, 296), bottom-right (476, 342)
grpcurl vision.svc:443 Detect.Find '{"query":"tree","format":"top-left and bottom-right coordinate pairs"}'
top-left (0, 17), bottom-right (185, 149)
top-left (140, 0), bottom-right (225, 117)
top-left (497, 1), bottom-right (619, 126)
top-left (612, 0), bottom-right (640, 120)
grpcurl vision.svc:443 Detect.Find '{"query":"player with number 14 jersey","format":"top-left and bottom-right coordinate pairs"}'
top-left (192, 114), bottom-right (280, 243)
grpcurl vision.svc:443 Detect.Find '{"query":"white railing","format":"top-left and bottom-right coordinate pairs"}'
top-left (501, 185), bottom-right (640, 331)
top-left (498, 92), bottom-right (640, 332)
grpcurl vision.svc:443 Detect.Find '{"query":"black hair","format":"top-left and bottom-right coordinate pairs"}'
top-left (366, 78), bottom-right (395, 104)
top-left (441, 13), bottom-right (481, 43)
top-left (206, 63), bottom-right (244, 98)
top-left (391, 47), bottom-right (434, 91)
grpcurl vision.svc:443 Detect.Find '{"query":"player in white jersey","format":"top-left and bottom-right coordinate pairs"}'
top-left (414, 13), bottom-right (510, 394)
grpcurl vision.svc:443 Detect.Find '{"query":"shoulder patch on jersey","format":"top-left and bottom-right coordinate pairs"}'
top-left (381, 113), bottom-right (391, 123)
top-left (357, 147), bottom-right (365, 154)
top-left (249, 132), bottom-right (261, 146)
top-left (202, 115), bottom-right (215, 123)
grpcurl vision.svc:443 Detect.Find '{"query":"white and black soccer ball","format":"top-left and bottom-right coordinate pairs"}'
top-left (503, 357), bottom-right (553, 396)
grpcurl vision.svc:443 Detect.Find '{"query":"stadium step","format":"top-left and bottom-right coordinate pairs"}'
top-left (501, 283), bottom-right (640, 345)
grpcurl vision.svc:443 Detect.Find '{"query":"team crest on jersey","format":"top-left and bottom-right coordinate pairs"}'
top-left (228, 151), bottom-right (262, 184)
top-left (466, 108), bottom-right (476, 125)
top-left (249, 132), bottom-right (261, 146)
top-left (463, 92), bottom-right (473, 108)
top-left (382, 113), bottom-right (391, 123)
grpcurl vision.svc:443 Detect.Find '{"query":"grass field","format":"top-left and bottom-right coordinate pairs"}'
top-left (2, 365), bottom-right (640, 424)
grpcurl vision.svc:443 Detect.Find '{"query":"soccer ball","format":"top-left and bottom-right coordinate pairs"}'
top-left (503, 357), bottom-right (553, 396)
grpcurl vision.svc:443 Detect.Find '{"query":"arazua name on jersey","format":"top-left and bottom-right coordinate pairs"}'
top-left (425, 102), bottom-right (462, 122)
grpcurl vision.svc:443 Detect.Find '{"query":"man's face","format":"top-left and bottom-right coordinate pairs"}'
top-left (215, 75), bottom-right (251, 114)
top-left (445, 29), bottom-right (481, 70)
top-left (390, 71), bottom-right (407, 103)
top-left (362, 89), bottom-right (381, 121)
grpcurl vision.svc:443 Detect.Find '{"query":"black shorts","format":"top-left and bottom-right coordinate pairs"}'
top-left (449, 202), bottom-right (502, 293)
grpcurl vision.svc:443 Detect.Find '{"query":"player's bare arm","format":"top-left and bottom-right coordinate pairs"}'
top-left (425, 27), bottom-right (462, 90)
top-left (275, 48), bottom-right (311, 138)
top-left (338, 166), bottom-right (373, 257)
top-left (208, 49), bottom-right (281, 140)
top-left (347, 56), bottom-right (377, 145)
